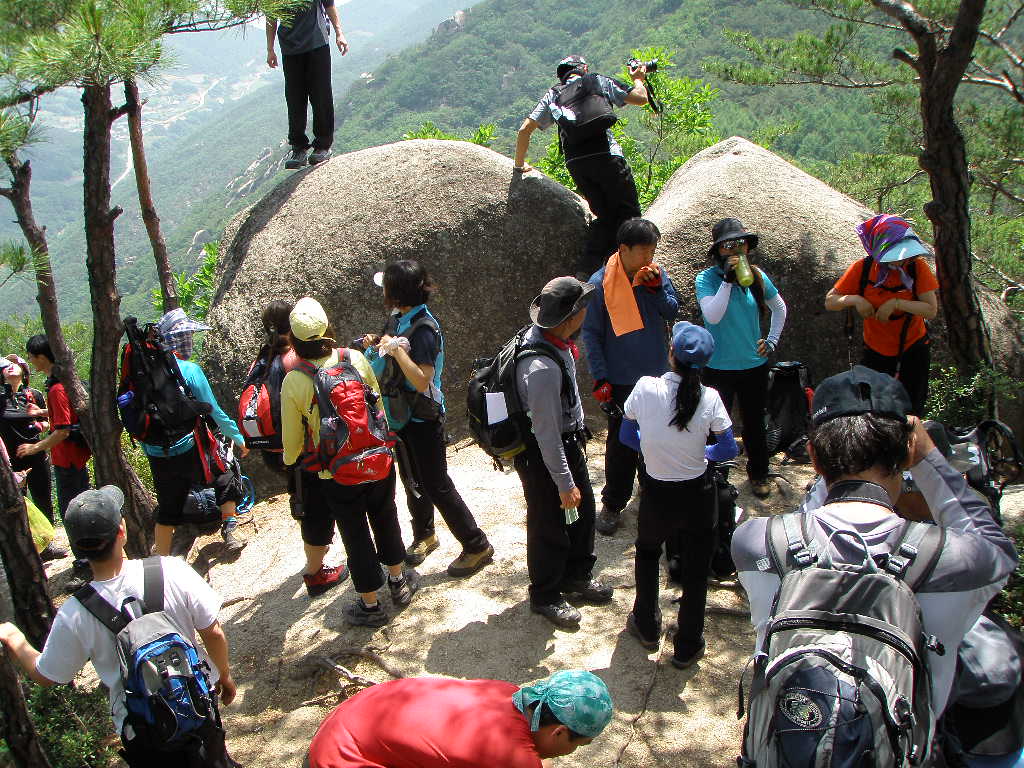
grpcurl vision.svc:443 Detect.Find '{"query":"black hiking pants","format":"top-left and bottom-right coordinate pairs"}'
top-left (702, 362), bottom-right (771, 483)
top-left (602, 383), bottom-right (646, 515)
top-left (568, 154), bottom-right (641, 278)
top-left (282, 44), bottom-right (334, 151)
top-left (514, 433), bottom-right (597, 606)
top-left (862, 337), bottom-right (930, 417)
top-left (633, 470), bottom-right (716, 660)
top-left (398, 418), bottom-right (489, 553)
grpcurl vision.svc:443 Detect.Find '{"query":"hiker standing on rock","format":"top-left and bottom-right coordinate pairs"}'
top-left (308, 670), bottom-right (613, 768)
top-left (580, 218), bottom-right (679, 536)
top-left (824, 214), bottom-right (938, 416)
top-left (280, 297), bottom-right (418, 624)
top-left (696, 218), bottom-right (787, 499)
top-left (266, 0), bottom-right (348, 169)
top-left (359, 261), bottom-right (495, 578)
top-left (514, 277), bottom-right (613, 629)
top-left (514, 54), bottom-right (649, 280)
top-left (619, 322), bottom-right (737, 668)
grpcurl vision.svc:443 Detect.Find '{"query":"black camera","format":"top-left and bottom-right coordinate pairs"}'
top-left (628, 58), bottom-right (658, 73)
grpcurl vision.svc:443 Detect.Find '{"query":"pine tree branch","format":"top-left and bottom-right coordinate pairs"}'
top-left (0, 84), bottom-right (55, 110)
top-left (962, 74), bottom-right (1024, 103)
top-left (871, 0), bottom-right (930, 38)
top-left (977, 30), bottom-right (1024, 70)
top-left (110, 104), bottom-right (130, 120)
top-left (941, 0), bottom-right (989, 83)
top-left (996, 2), bottom-right (1023, 38)
top-left (0, 187), bottom-right (12, 200)
top-left (976, 177), bottom-right (1024, 206)
top-left (801, 1), bottom-right (904, 31)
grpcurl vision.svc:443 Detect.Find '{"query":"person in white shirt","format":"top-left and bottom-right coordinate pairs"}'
top-left (620, 322), bottom-right (738, 668)
top-left (0, 485), bottom-right (238, 768)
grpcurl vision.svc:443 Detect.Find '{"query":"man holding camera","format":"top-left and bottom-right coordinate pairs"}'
top-left (514, 54), bottom-right (650, 280)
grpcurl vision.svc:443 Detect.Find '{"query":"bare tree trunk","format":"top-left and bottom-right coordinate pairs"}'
top-left (0, 645), bottom-right (53, 768)
top-left (81, 83), bottom-right (155, 557)
top-left (0, 454), bottom-right (55, 651)
top-left (0, 155), bottom-right (91, 439)
top-left (125, 79), bottom-right (178, 314)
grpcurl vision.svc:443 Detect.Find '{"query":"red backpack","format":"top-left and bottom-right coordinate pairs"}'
top-left (237, 349), bottom-right (287, 452)
top-left (295, 350), bottom-right (394, 485)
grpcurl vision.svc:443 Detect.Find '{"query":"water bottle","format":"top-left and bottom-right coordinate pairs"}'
top-left (117, 391), bottom-right (134, 408)
top-left (735, 255), bottom-right (754, 287)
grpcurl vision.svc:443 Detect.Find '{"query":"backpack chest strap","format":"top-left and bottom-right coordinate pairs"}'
top-left (766, 513), bottom-right (816, 573)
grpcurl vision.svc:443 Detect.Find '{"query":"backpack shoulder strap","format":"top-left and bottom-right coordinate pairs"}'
top-left (141, 556), bottom-right (164, 614)
top-left (766, 512), bottom-right (816, 575)
top-left (908, 257), bottom-right (919, 300)
top-left (884, 521), bottom-right (946, 590)
top-left (74, 584), bottom-right (130, 635)
top-left (517, 341), bottom-right (576, 408)
top-left (857, 255), bottom-right (873, 297)
top-left (294, 358), bottom-right (319, 378)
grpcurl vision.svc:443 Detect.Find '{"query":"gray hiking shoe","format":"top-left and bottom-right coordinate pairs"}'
top-left (308, 148), bottom-right (331, 166)
top-left (388, 569), bottom-right (420, 607)
top-left (344, 598), bottom-right (389, 627)
top-left (285, 147), bottom-right (309, 169)
top-left (221, 518), bottom-right (247, 554)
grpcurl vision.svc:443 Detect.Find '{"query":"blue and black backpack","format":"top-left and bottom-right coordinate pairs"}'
top-left (75, 557), bottom-right (217, 749)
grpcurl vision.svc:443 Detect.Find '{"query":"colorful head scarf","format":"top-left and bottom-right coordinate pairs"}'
top-left (855, 214), bottom-right (922, 291)
top-left (156, 308), bottom-right (211, 360)
top-left (512, 670), bottom-right (613, 739)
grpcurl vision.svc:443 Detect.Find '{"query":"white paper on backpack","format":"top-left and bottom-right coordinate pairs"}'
top-left (485, 392), bottom-right (509, 425)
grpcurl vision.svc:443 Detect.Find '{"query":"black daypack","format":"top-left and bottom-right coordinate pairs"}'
top-left (552, 73), bottom-right (618, 147)
top-left (764, 361), bottom-right (812, 462)
top-left (375, 309), bottom-right (444, 426)
top-left (467, 327), bottom-right (574, 466)
top-left (117, 317), bottom-right (212, 453)
top-left (738, 513), bottom-right (945, 768)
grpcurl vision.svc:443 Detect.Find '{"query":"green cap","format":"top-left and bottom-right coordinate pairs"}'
top-left (512, 670), bottom-right (613, 739)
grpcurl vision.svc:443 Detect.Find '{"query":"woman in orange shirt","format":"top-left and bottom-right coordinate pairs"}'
top-left (825, 215), bottom-right (939, 415)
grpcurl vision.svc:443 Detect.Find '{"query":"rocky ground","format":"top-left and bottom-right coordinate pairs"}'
top-left (17, 433), bottom-right (1024, 768)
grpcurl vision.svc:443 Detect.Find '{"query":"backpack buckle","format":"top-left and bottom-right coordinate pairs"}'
top-left (791, 548), bottom-right (814, 567)
top-left (885, 553), bottom-right (910, 578)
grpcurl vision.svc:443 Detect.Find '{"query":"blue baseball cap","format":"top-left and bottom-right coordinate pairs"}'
top-left (879, 234), bottom-right (930, 264)
top-left (671, 322), bottom-right (714, 367)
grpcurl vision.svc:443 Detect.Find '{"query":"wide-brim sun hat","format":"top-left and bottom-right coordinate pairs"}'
top-left (879, 235), bottom-right (930, 264)
top-left (529, 276), bottom-right (595, 329)
top-left (708, 217), bottom-right (759, 257)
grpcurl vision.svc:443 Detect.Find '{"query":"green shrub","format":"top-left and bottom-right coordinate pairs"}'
top-left (925, 365), bottom-right (1022, 428)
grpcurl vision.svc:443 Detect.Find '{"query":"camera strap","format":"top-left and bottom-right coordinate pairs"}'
top-left (823, 479), bottom-right (895, 512)
top-left (646, 78), bottom-right (663, 114)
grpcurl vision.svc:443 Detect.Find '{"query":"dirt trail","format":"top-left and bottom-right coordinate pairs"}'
top-left (29, 437), bottom-right (1024, 768)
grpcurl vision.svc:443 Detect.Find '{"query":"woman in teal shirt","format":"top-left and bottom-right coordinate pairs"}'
top-left (694, 218), bottom-right (787, 499)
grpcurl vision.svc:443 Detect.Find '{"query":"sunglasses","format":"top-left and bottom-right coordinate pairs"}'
top-left (720, 239), bottom-right (747, 250)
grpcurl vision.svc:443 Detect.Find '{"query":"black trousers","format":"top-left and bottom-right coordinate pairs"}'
top-left (149, 447), bottom-right (241, 526)
top-left (514, 435), bottom-right (597, 606)
top-left (282, 44), bottom-right (334, 151)
top-left (602, 383), bottom-right (645, 514)
top-left (323, 468), bottom-right (405, 594)
top-left (702, 363), bottom-right (771, 483)
top-left (13, 450), bottom-right (53, 523)
top-left (862, 337), bottom-right (930, 417)
top-left (398, 419), bottom-right (488, 552)
top-left (633, 470), bottom-right (716, 659)
top-left (568, 154), bottom-right (641, 278)
top-left (54, 464), bottom-right (90, 563)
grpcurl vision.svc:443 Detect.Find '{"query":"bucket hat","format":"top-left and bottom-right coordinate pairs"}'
top-left (529, 277), bottom-right (595, 329)
top-left (708, 217), bottom-right (759, 257)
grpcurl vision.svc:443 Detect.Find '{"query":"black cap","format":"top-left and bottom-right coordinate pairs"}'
top-left (530, 276), bottom-right (595, 329)
top-left (811, 366), bottom-right (912, 427)
top-left (709, 217), bottom-right (759, 257)
top-left (64, 486), bottom-right (124, 552)
top-left (556, 55), bottom-right (587, 83)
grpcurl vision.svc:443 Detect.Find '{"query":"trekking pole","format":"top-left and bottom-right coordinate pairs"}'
top-left (843, 310), bottom-right (855, 370)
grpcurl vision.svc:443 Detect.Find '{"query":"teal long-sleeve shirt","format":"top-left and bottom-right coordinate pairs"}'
top-left (141, 358), bottom-right (245, 457)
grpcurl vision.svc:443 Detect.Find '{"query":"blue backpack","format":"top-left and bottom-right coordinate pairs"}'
top-left (75, 557), bottom-right (217, 748)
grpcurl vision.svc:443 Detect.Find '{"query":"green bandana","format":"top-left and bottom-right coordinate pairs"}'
top-left (512, 670), bottom-right (613, 739)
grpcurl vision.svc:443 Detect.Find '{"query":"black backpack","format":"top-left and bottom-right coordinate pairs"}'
top-left (552, 73), bottom-right (618, 147)
top-left (375, 309), bottom-right (443, 425)
top-left (116, 316), bottom-right (212, 453)
top-left (466, 326), bottom-right (574, 466)
top-left (764, 361), bottom-right (812, 462)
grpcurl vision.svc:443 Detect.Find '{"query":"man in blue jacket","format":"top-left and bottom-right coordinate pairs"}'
top-left (581, 218), bottom-right (679, 535)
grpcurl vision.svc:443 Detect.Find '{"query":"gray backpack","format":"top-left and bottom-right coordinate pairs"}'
top-left (738, 513), bottom-right (946, 768)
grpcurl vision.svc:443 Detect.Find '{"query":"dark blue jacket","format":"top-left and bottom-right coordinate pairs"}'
top-left (581, 266), bottom-right (679, 386)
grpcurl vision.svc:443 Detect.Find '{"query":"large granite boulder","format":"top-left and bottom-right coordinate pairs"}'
top-left (203, 139), bottom-right (589, 494)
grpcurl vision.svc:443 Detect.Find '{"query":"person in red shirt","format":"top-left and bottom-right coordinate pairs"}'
top-left (20, 334), bottom-right (93, 590)
top-left (307, 671), bottom-right (613, 768)
top-left (825, 215), bottom-right (939, 415)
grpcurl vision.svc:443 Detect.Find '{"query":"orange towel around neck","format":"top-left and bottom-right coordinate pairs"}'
top-left (602, 251), bottom-right (644, 336)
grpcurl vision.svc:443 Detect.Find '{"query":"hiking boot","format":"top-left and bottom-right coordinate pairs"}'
top-left (670, 640), bottom-right (706, 670)
top-left (308, 148), bottom-right (331, 166)
top-left (221, 518), bottom-right (247, 554)
top-left (303, 564), bottom-right (349, 598)
top-left (405, 534), bottom-right (439, 566)
top-left (530, 599), bottom-right (581, 629)
top-left (285, 147), bottom-right (309, 169)
top-left (595, 506), bottom-right (621, 536)
top-left (562, 578), bottom-right (614, 605)
top-left (626, 612), bottom-right (661, 651)
top-left (344, 598), bottom-right (389, 628)
top-left (40, 541), bottom-right (68, 561)
top-left (751, 479), bottom-right (772, 499)
top-left (64, 561), bottom-right (93, 593)
top-left (447, 543), bottom-right (494, 577)
top-left (388, 569), bottom-right (420, 607)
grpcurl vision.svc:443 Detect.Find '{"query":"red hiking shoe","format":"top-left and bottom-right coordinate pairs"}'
top-left (303, 564), bottom-right (349, 598)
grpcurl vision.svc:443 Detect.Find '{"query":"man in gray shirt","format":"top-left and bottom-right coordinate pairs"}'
top-left (514, 277), bottom-right (613, 628)
top-left (266, 0), bottom-right (348, 168)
